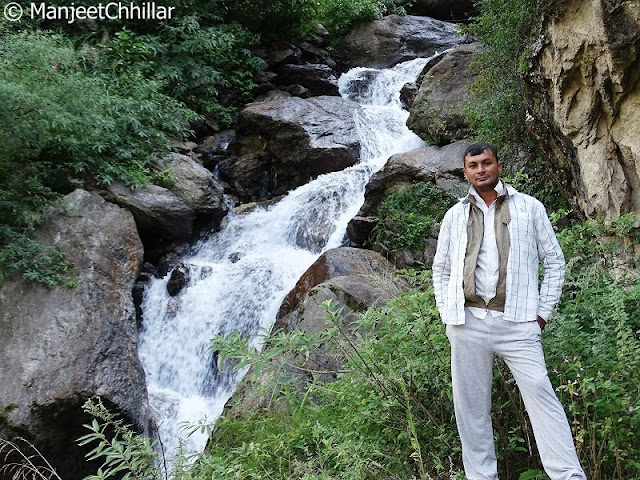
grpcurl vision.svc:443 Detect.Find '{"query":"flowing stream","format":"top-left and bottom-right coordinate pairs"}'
top-left (138, 56), bottom-right (432, 460)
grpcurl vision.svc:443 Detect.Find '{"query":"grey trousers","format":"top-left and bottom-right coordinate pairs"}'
top-left (446, 309), bottom-right (586, 480)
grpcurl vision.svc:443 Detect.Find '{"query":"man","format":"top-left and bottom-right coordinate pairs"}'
top-left (432, 142), bottom-right (586, 480)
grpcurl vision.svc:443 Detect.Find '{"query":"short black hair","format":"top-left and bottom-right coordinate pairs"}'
top-left (462, 142), bottom-right (498, 166)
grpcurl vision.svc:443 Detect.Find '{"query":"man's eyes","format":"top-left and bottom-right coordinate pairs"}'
top-left (468, 161), bottom-right (492, 168)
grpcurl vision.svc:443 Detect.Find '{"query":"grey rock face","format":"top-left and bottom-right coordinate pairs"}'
top-left (106, 154), bottom-right (229, 248)
top-left (274, 63), bottom-right (340, 97)
top-left (107, 182), bottom-right (196, 244)
top-left (277, 247), bottom-right (401, 320)
top-left (165, 153), bottom-right (228, 221)
top-left (0, 189), bottom-right (147, 478)
top-left (339, 15), bottom-right (461, 69)
top-left (227, 95), bottom-right (362, 199)
top-left (407, 42), bottom-right (481, 145)
top-left (524, 0), bottom-right (640, 220)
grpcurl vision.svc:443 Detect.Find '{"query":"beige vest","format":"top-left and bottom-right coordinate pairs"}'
top-left (463, 191), bottom-right (511, 311)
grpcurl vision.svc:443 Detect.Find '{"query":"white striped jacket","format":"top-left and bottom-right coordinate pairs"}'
top-left (432, 184), bottom-right (565, 324)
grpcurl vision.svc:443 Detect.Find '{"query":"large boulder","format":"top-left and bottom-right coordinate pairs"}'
top-left (347, 141), bottom-right (470, 246)
top-left (106, 182), bottom-right (196, 246)
top-left (273, 63), bottom-right (340, 97)
top-left (277, 247), bottom-right (401, 320)
top-left (407, 42), bottom-right (481, 145)
top-left (524, 0), bottom-right (640, 220)
top-left (164, 153), bottom-right (228, 222)
top-left (225, 95), bottom-right (362, 199)
top-left (0, 189), bottom-right (147, 479)
top-left (338, 15), bottom-right (461, 69)
top-left (231, 248), bottom-right (403, 411)
top-left (105, 154), bottom-right (229, 251)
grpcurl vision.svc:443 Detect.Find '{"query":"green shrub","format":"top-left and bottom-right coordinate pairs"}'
top-left (146, 18), bottom-right (263, 124)
top-left (316, 0), bottom-right (411, 40)
top-left (370, 182), bottom-right (457, 258)
top-left (202, 275), bottom-right (462, 479)
top-left (0, 31), bottom-right (197, 285)
top-left (462, 0), bottom-right (537, 156)
top-left (200, 216), bottom-right (639, 480)
top-left (546, 215), bottom-right (640, 479)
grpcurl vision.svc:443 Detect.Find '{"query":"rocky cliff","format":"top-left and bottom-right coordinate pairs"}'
top-left (525, 0), bottom-right (640, 221)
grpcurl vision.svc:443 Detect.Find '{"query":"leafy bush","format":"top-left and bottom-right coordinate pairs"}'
top-left (370, 182), bottom-right (457, 258)
top-left (535, 216), bottom-right (639, 479)
top-left (0, 31), bottom-right (197, 285)
top-left (316, 0), bottom-right (412, 40)
top-left (202, 276), bottom-right (463, 479)
top-left (462, 0), bottom-right (537, 154)
top-left (198, 215), bottom-right (639, 480)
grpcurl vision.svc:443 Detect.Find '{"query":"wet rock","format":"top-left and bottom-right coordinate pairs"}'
top-left (339, 15), bottom-right (461, 69)
top-left (407, 42), bottom-right (481, 145)
top-left (277, 247), bottom-right (400, 320)
top-left (106, 182), bottom-right (195, 246)
top-left (400, 81), bottom-right (419, 108)
top-left (229, 95), bottom-right (362, 198)
top-left (165, 153), bottom-right (229, 223)
top-left (268, 40), bottom-right (302, 67)
top-left (274, 63), bottom-right (340, 96)
top-left (196, 130), bottom-right (236, 157)
top-left (299, 42), bottom-right (337, 69)
top-left (524, 0), bottom-right (640, 220)
top-left (167, 265), bottom-right (190, 297)
top-left (216, 153), bottom-right (273, 203)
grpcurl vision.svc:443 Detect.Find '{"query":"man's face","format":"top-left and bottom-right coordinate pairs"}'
top-left (463, 149), bottom-right (503, 192)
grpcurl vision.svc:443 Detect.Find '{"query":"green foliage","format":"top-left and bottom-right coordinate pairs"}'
top-left (78, 398), bottom-right (160, 480)
top-left (0, 31), bottom-right (196, 285)
top-left (546, 215), bottom-right (640, 479)
top-left (200, 275), bottom-right (464, 479)
top-left (370, 182), bottom-right (457, 260)
top-left (0, 232), bottom-right (73, 288)
top-left (91, 20), bottom-right (263, 124)
top-left (197, 215), bottom-right (639, 479)
top-left (220, 0), bottom-right (319, 39)
top-left (502, 156), bottom-right (570, 212)
top-left (315, 0), bottom-right (411, 40)
top-left (462, 0), bottom-right (538, 156)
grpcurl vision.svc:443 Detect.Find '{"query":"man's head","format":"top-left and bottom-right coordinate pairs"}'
top-left (462, 142), bottom-right (502, 193)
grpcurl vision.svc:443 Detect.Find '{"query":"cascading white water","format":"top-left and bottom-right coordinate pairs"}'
top-left (138, 56), bottom-right (433, 460)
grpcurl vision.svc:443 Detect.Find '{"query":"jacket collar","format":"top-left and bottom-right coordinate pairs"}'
top-left (460, 181), bottom-right (516, 205)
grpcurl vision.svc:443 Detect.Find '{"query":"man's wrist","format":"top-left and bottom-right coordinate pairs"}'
top-left (536, 316), bottom-right (547, 330)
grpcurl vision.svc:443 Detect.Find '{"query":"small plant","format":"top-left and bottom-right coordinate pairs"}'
top-left (0, 437), bottom-right (62, 480)
top-left (78, 398), bottom-right (160, 480)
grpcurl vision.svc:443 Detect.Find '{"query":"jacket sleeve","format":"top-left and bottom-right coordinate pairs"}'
top-left (534, 202), bottom-right (565, 320)
top-left (432, 208), bottom-right (453, 322)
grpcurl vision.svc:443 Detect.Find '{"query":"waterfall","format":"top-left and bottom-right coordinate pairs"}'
top-left (138, 56), bottom-right (431, 461)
